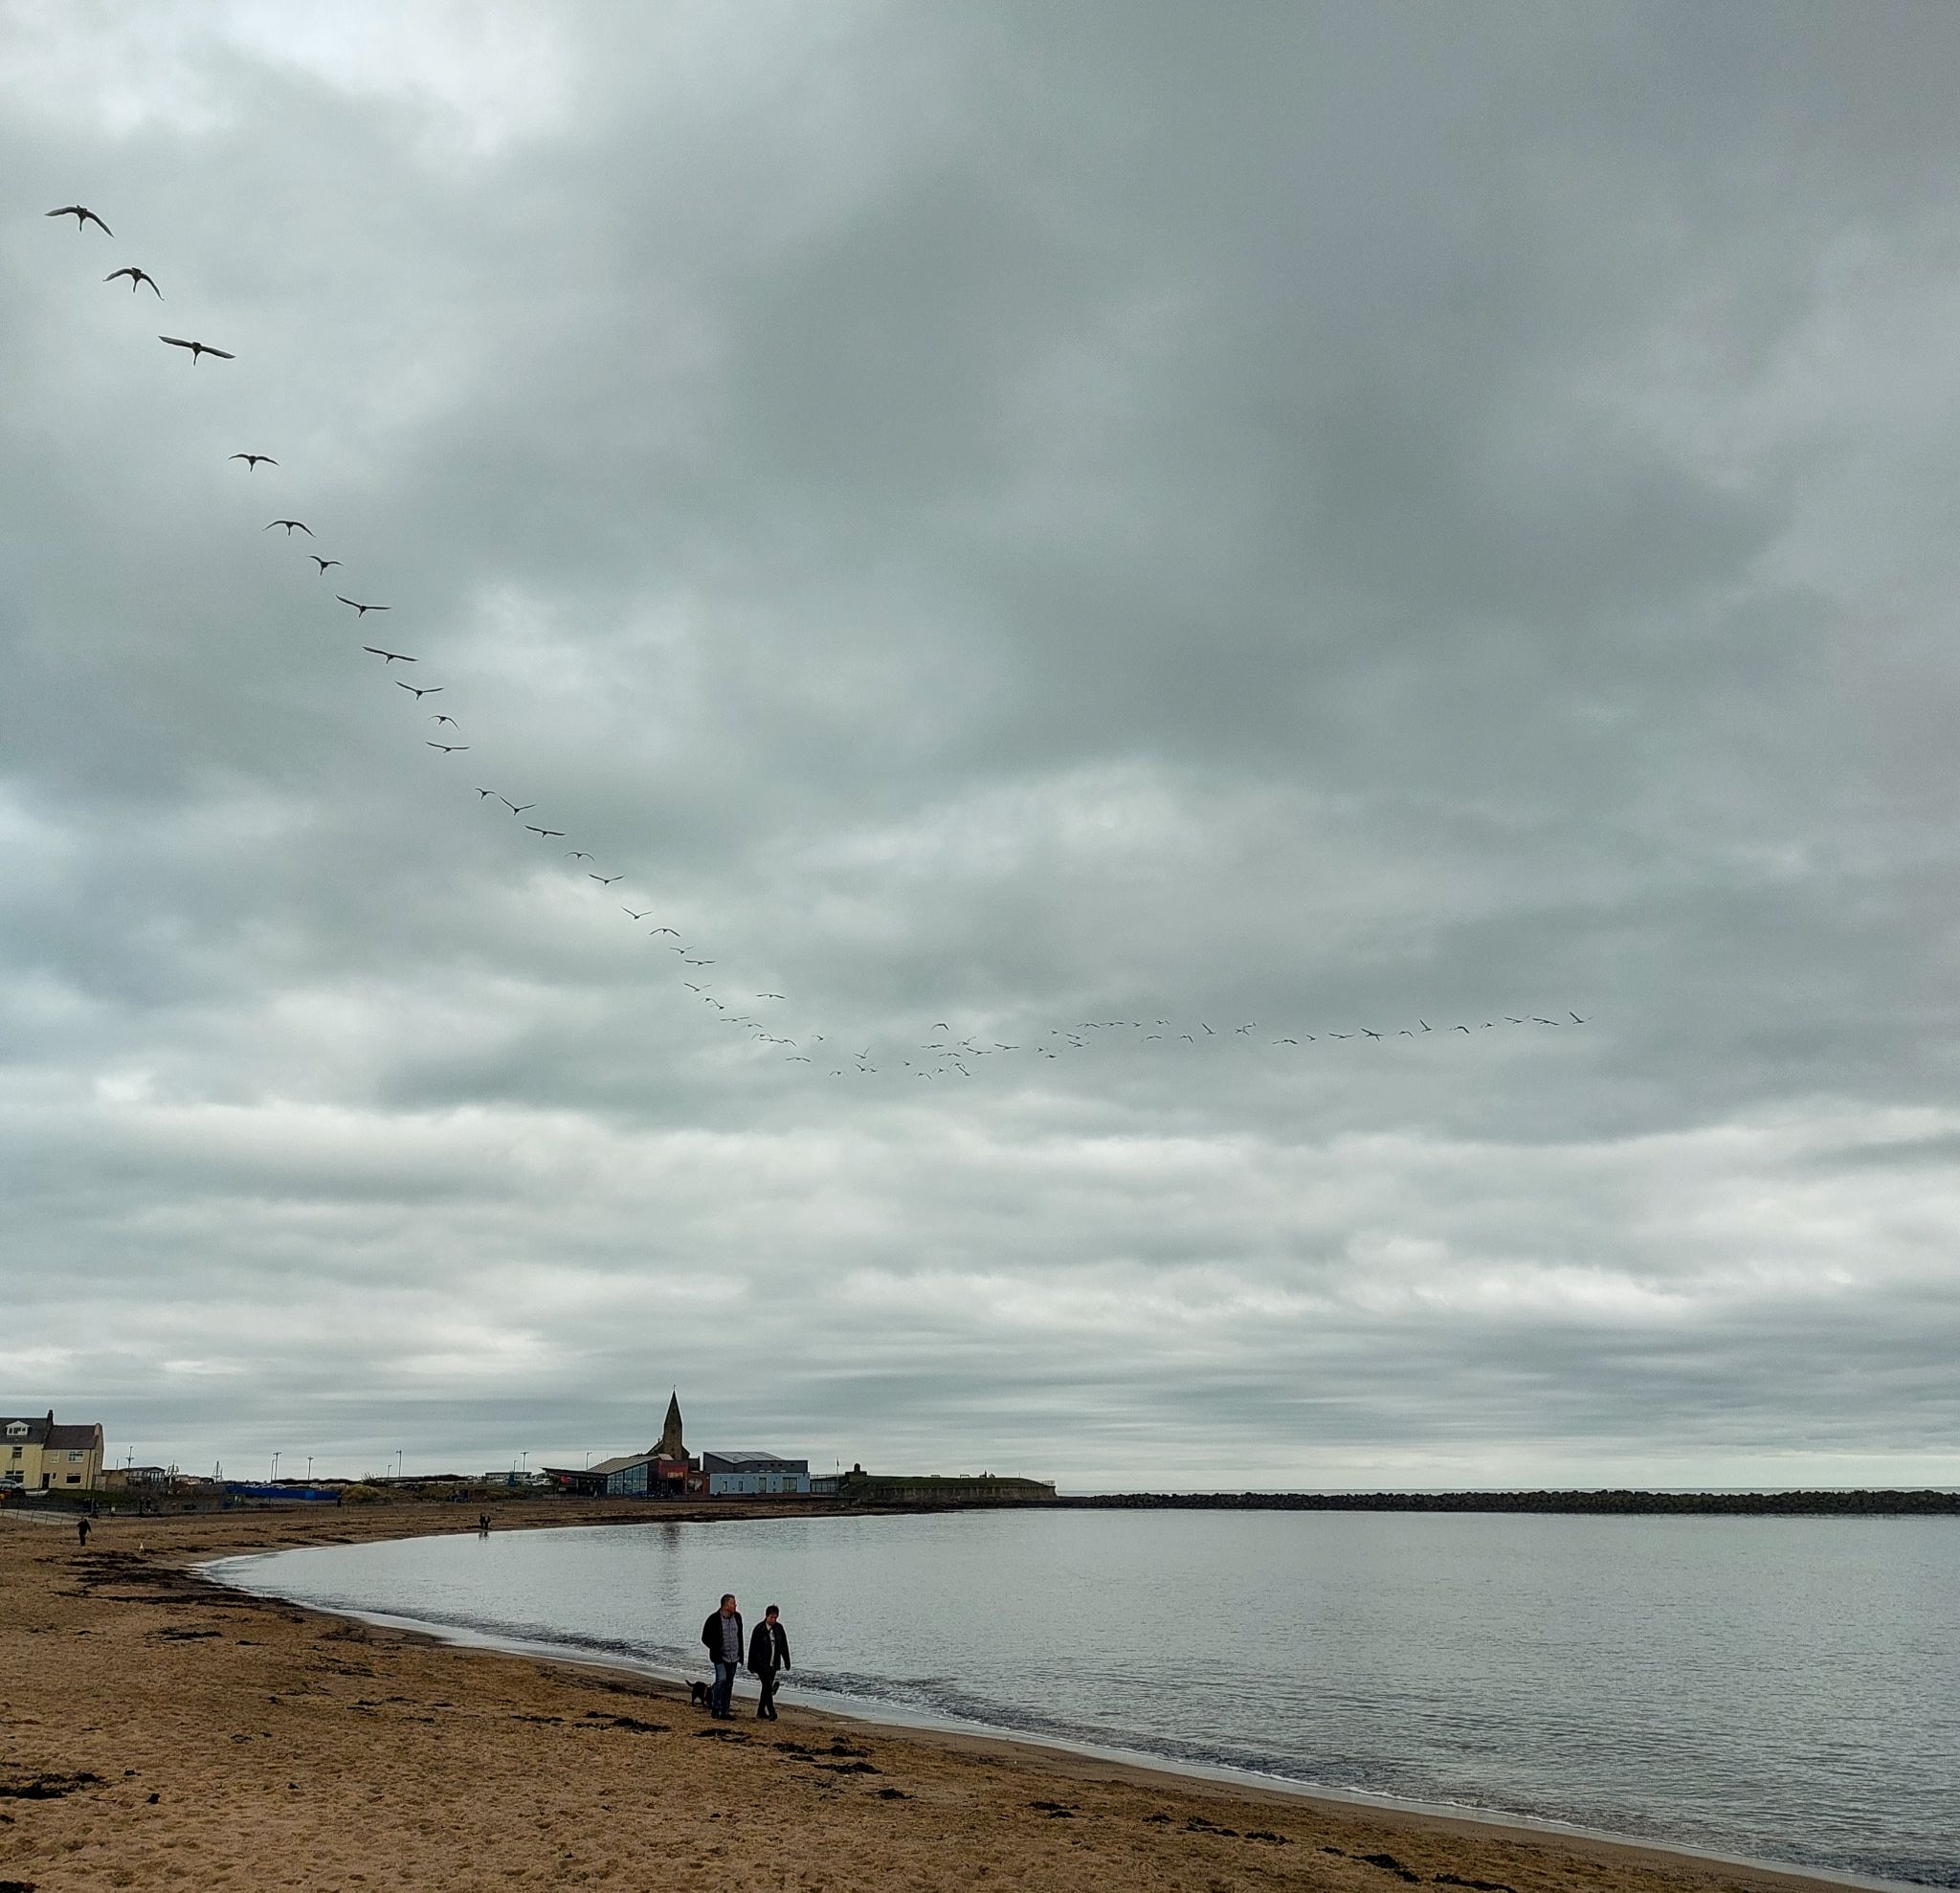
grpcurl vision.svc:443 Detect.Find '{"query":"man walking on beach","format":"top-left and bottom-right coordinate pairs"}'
top-left (748, 1604), bottom-right (791, 1721)
top-left (701, 1593), bottom-right (744, 1719)
top-left (76, 1516), bottom-right (90, 1548)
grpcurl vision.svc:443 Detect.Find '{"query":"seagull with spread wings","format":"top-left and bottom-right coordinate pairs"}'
top-left (47, 204), bottom-right (111, 234)
top-left (396, 681), bottom-right (441, 699)
top-left (229, 453), bottom-right (276, 470)
top-left (160, 335), bottom-right (233, 364)
top-left (308, 556), bottom-right (342, 573)
top-left (362, 646), bottom-right (415, 663)
top-left (426, 742), bottom-right (468, 753)
top-left (337, 595), bottom-right (390, 616)
top-left (264, 519), bottom-right (312, 536)
top-left (105, 266), bottom-right (160, 297)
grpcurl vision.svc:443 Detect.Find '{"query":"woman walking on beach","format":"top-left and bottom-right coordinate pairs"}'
top-left (748, 1604), bottom-right (791, 1721)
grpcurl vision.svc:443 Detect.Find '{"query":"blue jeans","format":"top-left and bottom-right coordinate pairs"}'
top-left (711, 1659), bottom-right (740, 1715)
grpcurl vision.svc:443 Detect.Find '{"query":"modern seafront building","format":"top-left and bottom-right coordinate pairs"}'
top-left (2, 1413), bottom-right (104, 1492)
top-left (546, 1392), bottom-right (814, 1498)
top-left (543, 1391), bottom-right (1051, 1503)
top-left (702, 1451), bottom-right (811, 1496)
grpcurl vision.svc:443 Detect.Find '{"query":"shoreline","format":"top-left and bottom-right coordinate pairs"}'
top-left (2, 1502), bottom-right (1931, 1893)
top-left (200, 1548), bottom-right (1921, 1893)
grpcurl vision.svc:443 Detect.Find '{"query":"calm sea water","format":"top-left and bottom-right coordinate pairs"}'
top-left (216, 1509), bottom-right (1956, 1886)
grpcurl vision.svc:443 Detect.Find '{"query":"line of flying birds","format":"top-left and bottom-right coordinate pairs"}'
top-left (46, 200), bottom-right (1590, 1080)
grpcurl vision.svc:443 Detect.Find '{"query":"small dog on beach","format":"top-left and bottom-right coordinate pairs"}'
top-left (689, 1681), bottom-right (711, 1709)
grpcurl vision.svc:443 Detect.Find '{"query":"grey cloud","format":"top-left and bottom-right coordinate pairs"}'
top-left (4, 2), bottom-right (1959, 1486)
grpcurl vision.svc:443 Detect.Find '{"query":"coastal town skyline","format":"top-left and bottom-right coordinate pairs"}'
top-left (7, 4), bottom-right (1960, 1494)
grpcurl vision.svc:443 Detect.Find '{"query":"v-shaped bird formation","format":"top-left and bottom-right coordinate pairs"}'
top-left (42, 200), bottom-right (1590, 1082)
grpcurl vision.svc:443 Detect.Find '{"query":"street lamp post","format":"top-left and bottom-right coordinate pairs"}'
top-left (271, 1451), bottom-right (280, 1483)
top-left (306, 1456), bottom-right (314, 1482)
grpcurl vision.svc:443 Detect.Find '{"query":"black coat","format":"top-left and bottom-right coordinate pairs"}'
top-left (747, 1620), bottom-right (791, 1674)
top-left (702, 1610), bottom-right (745, 1666)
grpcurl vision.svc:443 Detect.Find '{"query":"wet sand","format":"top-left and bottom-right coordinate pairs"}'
top-left (0, 1503), bottom-right (1878, 1892)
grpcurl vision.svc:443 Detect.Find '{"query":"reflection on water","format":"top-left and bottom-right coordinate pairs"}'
top-left (219, 1509), bottom-right (1956, 1886)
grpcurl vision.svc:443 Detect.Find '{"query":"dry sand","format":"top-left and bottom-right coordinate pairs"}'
top-left (0, 1502), bottom-right (1877, 1892)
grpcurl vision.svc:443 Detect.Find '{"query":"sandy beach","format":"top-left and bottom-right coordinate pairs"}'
top-left (0, 1503), bottom-right (1883, 1893)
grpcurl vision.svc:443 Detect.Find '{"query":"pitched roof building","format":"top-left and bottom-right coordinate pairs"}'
top-left (1, 1413), bottom-right (104, 1492)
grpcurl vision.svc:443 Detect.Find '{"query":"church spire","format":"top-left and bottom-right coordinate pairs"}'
top-left (657, 1390), bottom-right (687, 1461)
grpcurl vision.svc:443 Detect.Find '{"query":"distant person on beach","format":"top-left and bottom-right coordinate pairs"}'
top-left (701, 1593), bottom-right (744, 1719)
top-left (76, 1516), bottom-right (91, 1548)
top-left (479, 1513), bottom-right (490, 1535)
top-left (748, 1604), bottom-right (791, 1721)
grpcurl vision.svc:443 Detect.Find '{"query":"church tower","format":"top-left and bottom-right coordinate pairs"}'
top-left (656, 1390), bottom-right (688, 1462)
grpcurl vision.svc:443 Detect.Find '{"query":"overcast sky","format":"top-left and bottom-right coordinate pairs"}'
top-left (4, 1), bottom-right (1958, 1489)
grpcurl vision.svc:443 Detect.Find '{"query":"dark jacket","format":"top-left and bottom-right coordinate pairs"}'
top-left (702, 1609), bottom-right (745, 1667)
top-left (747, 1619), bottom-right (790, 1674)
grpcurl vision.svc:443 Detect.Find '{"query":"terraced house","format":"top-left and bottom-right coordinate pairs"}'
top-left (1, 1412), bottom-right (104, 1492)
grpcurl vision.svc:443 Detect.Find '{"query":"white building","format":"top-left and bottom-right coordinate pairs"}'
top-left (702, 1451), bottom-right (809, 1496)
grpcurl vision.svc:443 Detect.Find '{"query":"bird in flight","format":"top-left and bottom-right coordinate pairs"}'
top-left (683, 958), bottom-right (714, 967)
top-left (426, 742), bottom-right (468, 753)
top-left (47, 204), bottom-right (111, 234)
top-left (308, 556), bottom-right (341, 573)
top-left (104, 265), bottom-right (160, 297)
top-left (566, 851), bottom-right (592, 861)
top-left (500, 800), bottom-right (534, 814)
top-left (623, 908), bottom-right (652, 920)
top-left (589, 874), bottom-right (622, 885)
top-left (229, 453), bottom-right (276, 470)
top-left (650, 927), bottom-right (679, 938)
top-left (395, 681), bottom-right (441, 699)
top-left (362, 646), bottom-right (415, 663)
top-left (160, 335), bottom-right (233, 364)
top-left (336, 596), bottom-right (390, 615)
top-left (757, 993), bottom-right (784, 1000)
top-left (431, 713), bottom-right (458, 726)
top-left (525, 826), bottom-right (566, 838)
top-left (264, 519), bottom-right (312, 536)
top-left (476, 788), bottom-right (496, 800)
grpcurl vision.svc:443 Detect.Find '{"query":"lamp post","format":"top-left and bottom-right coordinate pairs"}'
top-left (271, 1451), bottom-right (280, 1483)
top-left (520, 1450), bottom-right (529, 1479)
top-left (306, 1455), bottom-right (314, 1482)
top-left (395, 1449), bottom-right (404, 1482)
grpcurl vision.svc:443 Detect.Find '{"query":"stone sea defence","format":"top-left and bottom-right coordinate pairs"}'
top-left (1063, 1487), bottom-right (1960, 1515)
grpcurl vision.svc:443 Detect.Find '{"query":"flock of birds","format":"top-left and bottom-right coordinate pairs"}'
top-left (46, 200), bottom-right (1588, 1083)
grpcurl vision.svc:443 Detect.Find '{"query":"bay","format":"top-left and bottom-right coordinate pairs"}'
top-left (217, 1508), bottom-right (1956, 1886)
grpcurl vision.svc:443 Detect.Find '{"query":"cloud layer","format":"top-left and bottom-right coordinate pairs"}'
top-left (5, 1), bottom-right (1958, 1486)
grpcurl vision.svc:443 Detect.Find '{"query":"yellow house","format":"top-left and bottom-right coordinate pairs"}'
top-left (1, 1413), bottom-right (105, 1493)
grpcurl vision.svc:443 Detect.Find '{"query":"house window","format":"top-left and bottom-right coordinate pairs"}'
top-left (4, 1423), bottom-right (25, 1437)
top-left (8, 1446), bottom-right (19, 1460)
top-left (69, 1450), bottom-right (82, 1462)
top-left (65, 1474), bottom-right (80, 1483)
